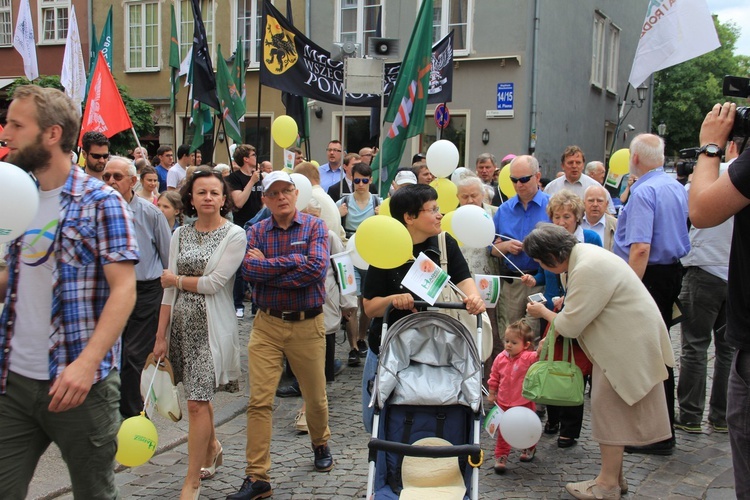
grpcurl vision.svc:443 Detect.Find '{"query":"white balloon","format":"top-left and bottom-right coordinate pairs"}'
top-left (345, 234), bottom-right (369, 270)
top-left (426, 140), bottom-right (460, 178)
top-left (499, 406), bottom-right (542, 449)
top-left (0, 162), bottom-right (40, 244)
top-left (451, 204), bottom-right (495, 248)
top-left (450, 167), bottom-right (470, 184)
top-left (290, 173), bottom-right (313, 211)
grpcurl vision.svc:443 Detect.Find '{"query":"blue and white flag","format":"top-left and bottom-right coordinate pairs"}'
top-left (13, 0), bottom-right (38, 81)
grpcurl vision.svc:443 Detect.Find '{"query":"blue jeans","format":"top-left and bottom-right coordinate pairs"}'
top-left (677, 267), bottom-right (734, 426)
top-left (728, 349), bottom-right (750, 498)
top-left (362, 349), bottom-right (378, 434)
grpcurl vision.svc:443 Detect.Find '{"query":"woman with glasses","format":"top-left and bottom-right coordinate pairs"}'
top-left (153, 170), bottom-right (247, 500)
top-left (360, 184), bottom-right (485, 432)
top-left (336, 162), bottom-right (383, 366)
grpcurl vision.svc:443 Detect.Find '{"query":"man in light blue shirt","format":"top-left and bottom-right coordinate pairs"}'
top-left (318, 140), bottom-right (344, 192)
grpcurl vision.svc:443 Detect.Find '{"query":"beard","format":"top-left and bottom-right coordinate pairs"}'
top-left (6, 132), bottom-right (52, 175)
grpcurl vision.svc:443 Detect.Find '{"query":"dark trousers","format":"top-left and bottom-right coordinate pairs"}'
top-left (547, 403), bottom-right (585, 439)
top-left (642, 262), bottom-right (683, 436)
top-left (120, 278), bottom-right (163, 418)
top-left (233, 268), bottom-right (245, 310)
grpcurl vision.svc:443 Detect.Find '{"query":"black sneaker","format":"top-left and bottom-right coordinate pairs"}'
top-left (275, 381), bottom-right (301, 398)
top-left (624, 437), bottom-right (675, 456)
top-left (313, 444), bottom-right (334, 472)
top-left (347, 349), bottom-right (360, 366)
top-left (226, 476), bottom-right (272, 500)
top-left (357, 339), bottom-right (368, 358)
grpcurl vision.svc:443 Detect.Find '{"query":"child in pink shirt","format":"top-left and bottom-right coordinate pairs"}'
top-left (487, 319), bottom-right (538, 473)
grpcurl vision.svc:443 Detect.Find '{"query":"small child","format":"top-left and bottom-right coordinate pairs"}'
top-left (157, 191), bottom-right (183, 232)
top-left (487, 320), bottom-right (539, 474)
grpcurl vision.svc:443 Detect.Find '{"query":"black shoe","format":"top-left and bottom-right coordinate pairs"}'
top-left (226, 476), bottom-right (272, 500)
top-left (313, 444), bottom-right (334, 472)
top-left (557, 437), bottom-right (577, 448)
top-left (544, 421), bottom-right (559, 435)
top-left (624, 437), bottom-right (675, 456)
top-left (357, 339), bottom-right (368, 358)
top-left (347, 349), bottom-right (360, 366)
top-left (275, 382), bottom-right (301, 398)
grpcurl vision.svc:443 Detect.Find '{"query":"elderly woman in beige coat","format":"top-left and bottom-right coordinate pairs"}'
top-left (524, 224), bottom-right (674, 500)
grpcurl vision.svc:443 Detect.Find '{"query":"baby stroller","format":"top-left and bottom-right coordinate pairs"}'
top-left (366, 302), bottom-right (484, 500)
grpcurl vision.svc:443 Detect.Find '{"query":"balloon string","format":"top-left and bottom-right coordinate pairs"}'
top-left (448, 280), bottom-right (467, 299)
top-left (491, 244), bottom-right (527, 276)
top-left (142, 356), bottom-right (162, 414)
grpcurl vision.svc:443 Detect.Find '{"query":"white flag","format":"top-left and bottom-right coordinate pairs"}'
top-left (61, 5), bottom-right (86, 106)
top-left (180, 46), bottom-right (193, 87)
top-left (628, 0), bottom-right (720, 88)
top-left (13, 0), bottom-right (39, 81)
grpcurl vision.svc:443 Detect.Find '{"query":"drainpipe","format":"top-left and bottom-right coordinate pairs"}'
top-left (529, 0), bottom-right (540, 155)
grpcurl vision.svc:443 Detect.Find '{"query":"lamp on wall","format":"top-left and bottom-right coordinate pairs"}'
top-left (609, 82), bottom-right (649, 158)
top-left (657, 122), bottom-right (667, 136)
top-left (481, 129), bottom-right (490, 145)
top-left (217, 131), bottom-right (225, 143)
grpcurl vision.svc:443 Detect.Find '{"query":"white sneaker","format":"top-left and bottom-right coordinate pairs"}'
top-left (235, 307), bottom-right (244, 318)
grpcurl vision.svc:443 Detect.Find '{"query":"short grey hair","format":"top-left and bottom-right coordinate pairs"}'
top-left (475, 153), bottom-right (497, 166)
top-left (106, 156), bottom-right (137, 177)
top-left (456, 173), bottom-right (484, 191)
top-left (584, 161), bottom-right (604, 175)
top-left (304, 196), bottom-right (322, 215)
top-left (523, 223), bottom-right (578, 268)
top-left (510, 155), bottom-right (540, 175)
top-left (214, 163), bottom-right (231, 174)
top-left (630, 133), bottom-right (664, 171)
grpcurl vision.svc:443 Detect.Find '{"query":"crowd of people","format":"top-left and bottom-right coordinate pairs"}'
top-left (0, 84), bottom-right (748, 500)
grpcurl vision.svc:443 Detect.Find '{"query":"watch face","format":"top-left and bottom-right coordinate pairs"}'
top-left (702, 144), bottom-right (722, 157)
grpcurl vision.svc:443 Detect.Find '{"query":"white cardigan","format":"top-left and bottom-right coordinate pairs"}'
top-left (162, 222), bottom-right (247, 386)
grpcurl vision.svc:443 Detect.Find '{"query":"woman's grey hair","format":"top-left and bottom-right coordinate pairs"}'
top-left (214, 163), bottom-right (231, 174)
top-left (456, 172), bottom-right (483, 190)
top-left (304, 196), bottom-right (322, 214)
top-left (523, 223), bottom-right (578, 268)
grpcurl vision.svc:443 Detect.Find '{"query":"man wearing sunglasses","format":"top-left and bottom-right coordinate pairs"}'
top-left (491, 155), bottom-right (550, 338)
top-left (81, 131), bottom-right (110, 181)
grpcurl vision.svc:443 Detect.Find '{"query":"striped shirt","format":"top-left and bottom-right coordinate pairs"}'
top-left (0, 166), bottom-right (139, 393)
top-left (242, 211), bottom-right (328, 311)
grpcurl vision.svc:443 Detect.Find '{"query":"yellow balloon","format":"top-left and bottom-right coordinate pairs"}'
top-left (440, 211), bottom-right (462, 246)
top-left (379, 197), bottom-right (391, 217)
top-left (430, 178), bottom-right (459, 214)
top-left (498, 165), bottom-right (516, 198)
top-left (355, 215), bottom-right (412, 269)
top-left (116, 414), bottom-right (159, 467)
top-left (310, 160), bottom-right (320, 167)
top-left (271, 115), bottom-right (298, 149)
top-left (609, 148), bottom-right (630, 175)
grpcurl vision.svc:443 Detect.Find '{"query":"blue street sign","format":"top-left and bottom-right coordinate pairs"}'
top-left (497, 83), bottom-right (514, 110)
top-left (434, 103), bottom-right (450, 129)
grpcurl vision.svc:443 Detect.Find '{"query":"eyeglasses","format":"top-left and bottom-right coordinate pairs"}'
top-left (89, 153), bottom-right (110, 160)
top-left (353, 178), bottom-right (370, 184)
top-left (361, 153), bottom-right (373, 157)
top-left (264, 187), bottom-right (296, 199)
top-left (510, 175), bottom-right (534, 184)
top-left (102, 172), bottom-right (126, 181)
top-left (419, 205), bottom-right (441, 214)
top-left (326, 148), bottom-right (342, 153)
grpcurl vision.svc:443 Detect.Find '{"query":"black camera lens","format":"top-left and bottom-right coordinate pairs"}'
top-left (733, 106), bottom-right (750, 138)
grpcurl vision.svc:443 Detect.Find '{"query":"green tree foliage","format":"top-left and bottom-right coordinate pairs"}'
top-left (652, 17), bottom-right (746, 156)
top-left (8, 75), bottom-right (154, 154)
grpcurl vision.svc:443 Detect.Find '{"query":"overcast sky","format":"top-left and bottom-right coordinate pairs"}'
top-left (706, 0), bottom-right (750, 57)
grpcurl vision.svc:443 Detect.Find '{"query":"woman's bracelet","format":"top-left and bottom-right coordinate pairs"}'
top-left (177, 275), bottom-right (184, 291)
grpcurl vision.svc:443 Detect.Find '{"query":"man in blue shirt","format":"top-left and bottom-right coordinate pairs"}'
top-left (318, 140), bottom-right (344, 192)
top-left (492, 155), bottom-right (550, 339)
top-left (614, 133), bottom-right (690, 456)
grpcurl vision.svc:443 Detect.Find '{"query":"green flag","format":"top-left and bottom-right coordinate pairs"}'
top-left (371, 0), bottom-right (433, 189)
top-left (233, 35), bottom-right (246, 122)
top-left (216, 44), bottom-right (244, 144)
top-left (169, 4), bottom-right (181, 111)
top-left (190, 99), bottom-right (214, 152)
top-left (98, 6), bottom-right (113, 70)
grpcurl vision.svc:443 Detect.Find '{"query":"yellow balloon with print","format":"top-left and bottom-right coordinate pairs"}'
top-left (430, 177), bottom-right (458, 214)
top-left (379, 197), bottom-right (391, 217)
top-left (116, 414), bottom-right (159, 467)
top-left (271, 115), bottom-right (299, 149)
top-left (498, 165), bottom-right (516, 198)
top-left (440, 211), bottom-right (462, 246)
top-left (609, 148), bottom-right (630, 175)
top-left (355, 216), bottom-right (412, 269)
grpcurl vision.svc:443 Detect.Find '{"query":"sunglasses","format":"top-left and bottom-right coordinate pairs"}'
top-left (510, 175), bottom-right (534, 184)
top-left (89, 153), bottom-right (110, 160)
top-left (102, 172), bottom-right (126, 181)
top-left (353, 178), bottom-right (370, 184)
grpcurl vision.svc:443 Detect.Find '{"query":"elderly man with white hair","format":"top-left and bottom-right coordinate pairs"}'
top-left (581, 184), bottom-right (617, 251)
top-left (585, 161), bottom-right (606, 185)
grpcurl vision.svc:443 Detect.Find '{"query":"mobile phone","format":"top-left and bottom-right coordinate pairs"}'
top-left (527, 293), bottom-right (547, 304)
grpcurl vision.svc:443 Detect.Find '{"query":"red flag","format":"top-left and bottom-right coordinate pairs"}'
top-left (78, 51), bottom-right (133, 145)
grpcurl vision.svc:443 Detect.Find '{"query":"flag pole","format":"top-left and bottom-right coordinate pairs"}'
top-left (131, 128), bottom-right (143, 151)
top-left (255, 77), bottom-right (262, 147)
top-left (338, 58), bottom-right (347, 196)
top-left (378, 89), bottom-right (385, 196)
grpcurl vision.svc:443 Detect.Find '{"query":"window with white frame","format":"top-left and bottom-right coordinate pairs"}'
top-left (236, 0), bottom-right (263, 68)
top-left (179, 0), bottom-right (214, 62)
top-left (125, 1), bottom-right (160, 71)
top-left (590, 13), bottom-right (606, 88)
top-left (338, 0), bottom-right (381, 50)
top-left (40, 0), bottom-right (69, 44)
top-left (0, 0), bottom-right (12, 46)
top-left (606, 23), bottom-right (620, 93)
top-left (432, 0), bottom-right (471, 55)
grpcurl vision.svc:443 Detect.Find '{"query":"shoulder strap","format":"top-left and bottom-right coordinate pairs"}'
top-left (372, 194), bottom-right (380, 209)
top-left (438, 232), bottom-right (448, 270)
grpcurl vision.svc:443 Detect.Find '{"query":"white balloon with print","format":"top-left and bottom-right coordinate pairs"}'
top-left (0, 162), bottom-right (40, 244)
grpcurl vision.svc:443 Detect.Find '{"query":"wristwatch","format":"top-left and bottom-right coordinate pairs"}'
top-left (697, 143), bottom-right (724, 158)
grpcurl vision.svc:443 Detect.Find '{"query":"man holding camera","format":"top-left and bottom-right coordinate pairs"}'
top-left (690, 99), bottom-right (750, 497)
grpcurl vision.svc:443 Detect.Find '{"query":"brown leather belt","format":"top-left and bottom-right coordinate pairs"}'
top-left (263, 307), bottom-right (323, 322)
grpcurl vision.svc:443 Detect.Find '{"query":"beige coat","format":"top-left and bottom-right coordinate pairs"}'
top-left (554, 243), bottom-right (675, 406)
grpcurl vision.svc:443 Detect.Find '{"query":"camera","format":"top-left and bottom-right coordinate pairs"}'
top-left (722, 75), bottom-right (750, 137)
